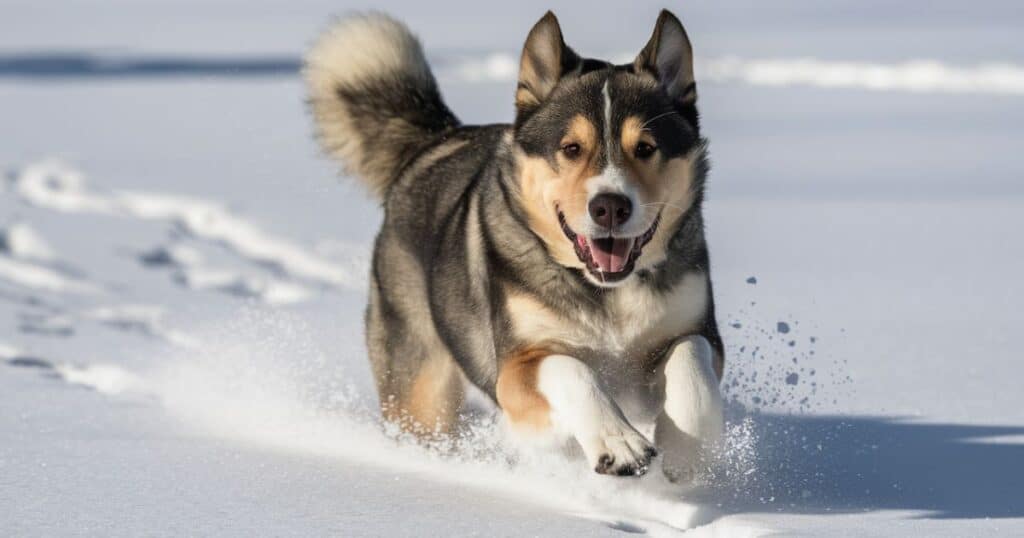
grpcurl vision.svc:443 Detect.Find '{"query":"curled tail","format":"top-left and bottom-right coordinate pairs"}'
top-left (304, 13), bottom-right (459, 199)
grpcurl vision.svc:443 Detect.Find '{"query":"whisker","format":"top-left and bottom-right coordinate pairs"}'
top-left (640, 111), bottom-right (680, 131)
top-left (640, 201), bottom-right (688, 213)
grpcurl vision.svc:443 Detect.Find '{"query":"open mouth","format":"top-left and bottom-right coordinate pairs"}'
top-left (557, 208), bottom-right (660, 283)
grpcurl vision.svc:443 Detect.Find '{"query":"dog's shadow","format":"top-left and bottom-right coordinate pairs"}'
top-left (696, 413), bottom-right (1024, 520)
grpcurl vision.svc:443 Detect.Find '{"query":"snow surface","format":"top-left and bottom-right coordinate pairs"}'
top-left (2, 1), bottom-right (1023, 536)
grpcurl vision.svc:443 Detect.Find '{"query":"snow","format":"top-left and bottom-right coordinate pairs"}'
top-left (173, 266), bottom-right (315, 305)
top-left (83, 305), bottom-right (198, 348)
top-left (0, 256), bottom-right (98, 294)
top-left (2, 2), bottom-right (1023, 536)
top-left (0, 341), bottom-right (18, 359)
top-left (702, 57), bottom-right (1024, 95)
top-left (0, 222), bottom-right (56, 261)
top-left (14, 161), bottom-right (361, 290)
top-left (54, 362), bottom-right (144, 396)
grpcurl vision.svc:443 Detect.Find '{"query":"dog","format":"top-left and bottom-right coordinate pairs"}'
top-left (304, 9), bottom-right (725, 480)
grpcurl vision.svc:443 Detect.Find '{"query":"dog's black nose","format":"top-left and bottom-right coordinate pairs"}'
top-left (588, 193), bottom-right (632, 229)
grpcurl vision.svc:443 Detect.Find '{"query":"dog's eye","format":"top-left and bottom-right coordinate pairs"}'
top-left (561, 143), bottom-right (582, 160)
top-left (635, 142), bottom-right (657, 160)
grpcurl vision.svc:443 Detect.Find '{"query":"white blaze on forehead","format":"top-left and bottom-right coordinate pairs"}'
top-left (595, 79), bottom-right (631, 197)
top-left (602, 79), bottom-right (613, 154)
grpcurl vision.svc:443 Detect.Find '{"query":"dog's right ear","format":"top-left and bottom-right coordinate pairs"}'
top-left (515, 11), bottom-right (580, 120)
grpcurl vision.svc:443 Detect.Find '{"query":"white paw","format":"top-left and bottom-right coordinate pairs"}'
top-left (656, 411), bottom-right (722, 483)
top-left (657, 335), bottom-right (725, 482)
top-left (582, 422), bottom-right (658, 477)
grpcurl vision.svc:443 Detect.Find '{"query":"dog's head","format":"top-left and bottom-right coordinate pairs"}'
top-left (511, 10), bottom-right (706, 288)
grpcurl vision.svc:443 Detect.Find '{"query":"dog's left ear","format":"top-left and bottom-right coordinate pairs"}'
top-left (634, 10), bottom-right (696, 106)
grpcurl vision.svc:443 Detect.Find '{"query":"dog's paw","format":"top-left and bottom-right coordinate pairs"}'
top-left (584, 424), bottom-right (658, 477)
top-left (655, 422), bottom-right (709, 484)
top-left (661, 458), bottom-right (698, 483)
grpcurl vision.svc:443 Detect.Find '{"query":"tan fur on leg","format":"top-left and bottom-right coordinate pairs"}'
top-left (383, 354), bottom-right (465, 438)
top-left (496, 346), bottom-right (552, 432)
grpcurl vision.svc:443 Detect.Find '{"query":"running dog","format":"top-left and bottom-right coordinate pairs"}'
top-left (305, 9), bottom-right (724, 480)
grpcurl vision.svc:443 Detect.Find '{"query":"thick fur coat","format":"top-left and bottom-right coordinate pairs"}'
top-left (305, 10), bottom-right (724, 479)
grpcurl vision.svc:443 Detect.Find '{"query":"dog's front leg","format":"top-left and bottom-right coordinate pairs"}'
top-left (654, 335), bottom-right (724, 482)
top-left (498, 351), bottom-right (656, 476)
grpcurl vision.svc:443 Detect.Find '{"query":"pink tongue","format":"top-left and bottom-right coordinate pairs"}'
top-left (590, 238), bottom-right (633, 273)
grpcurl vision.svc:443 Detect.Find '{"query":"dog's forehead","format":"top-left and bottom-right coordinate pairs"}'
top-left (554, 70), bottom-right (667, 135)
top-left (606, 69), bottom-right (662, 105)
top-left (516, 66), bottom-right (688, 158)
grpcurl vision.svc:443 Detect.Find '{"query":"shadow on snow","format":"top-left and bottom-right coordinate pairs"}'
top-left (707, 412), bottom-right (1024, 520)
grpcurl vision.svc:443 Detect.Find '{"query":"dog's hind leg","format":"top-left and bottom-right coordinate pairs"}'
top-left (392, 351), bottom-right (465, 437)
top-left (367, 274), bottom-right (465, 438)
top-left (497, 348), bottom-right (656, 476)
top-left (654, 335), bottom-right (724, 482)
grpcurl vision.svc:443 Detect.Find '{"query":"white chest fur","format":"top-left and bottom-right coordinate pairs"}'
top-left (506, 271), bottom-right (709, 366)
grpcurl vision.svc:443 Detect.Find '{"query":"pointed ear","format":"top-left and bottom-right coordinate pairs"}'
top-left (516, 11), bottom-right (580, 117)
top-left (634, 10), bottom-right (696, 106)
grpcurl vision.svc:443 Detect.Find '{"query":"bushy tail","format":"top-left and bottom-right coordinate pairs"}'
top-left (304, 13), bottom-right (459, 199)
